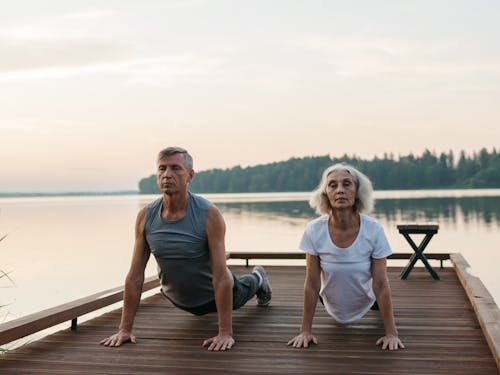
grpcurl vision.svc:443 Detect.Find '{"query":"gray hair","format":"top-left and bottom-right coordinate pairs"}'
top-left (157, 147), bottom-right (193, 170)
top-left (309, 163), bottom-right (374, 215)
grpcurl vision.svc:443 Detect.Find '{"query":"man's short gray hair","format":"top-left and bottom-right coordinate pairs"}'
top-left (309, 163), bottom-right (374, 215)
top-left (157, 147), bottom-right (193, 170)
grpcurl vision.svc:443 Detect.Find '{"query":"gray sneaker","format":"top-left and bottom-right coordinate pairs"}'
top-left (253, 265), bottom-right (272, 306)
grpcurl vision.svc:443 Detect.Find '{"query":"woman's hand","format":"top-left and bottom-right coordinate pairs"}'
top-left (376, 334), bottom-right (405, 350)
top-left (287, 332), bottom-right (318, 348)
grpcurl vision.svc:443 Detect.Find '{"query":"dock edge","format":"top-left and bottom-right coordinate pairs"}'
top-left (450, 253), bottom-right (500, 371)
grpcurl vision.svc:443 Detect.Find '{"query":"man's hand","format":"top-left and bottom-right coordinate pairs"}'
top-left (202, 334), bottom-right (235, 351)
top-left (99, 330), bottom-right (136, 347)
top-left (375, 334), bottom-right (405, 350)
top-left (287, 332), bottom-right (318, 348)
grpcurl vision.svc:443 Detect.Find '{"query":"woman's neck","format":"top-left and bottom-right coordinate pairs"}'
top-left (328, 210), bottom-right (361, 248)
top-left (329, 209), bottom-right (359, 230)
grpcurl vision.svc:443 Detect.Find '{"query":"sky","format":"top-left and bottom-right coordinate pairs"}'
top-left (1, 0), bottom-right (499, 192)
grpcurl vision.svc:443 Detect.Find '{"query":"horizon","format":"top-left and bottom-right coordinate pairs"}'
top-left (1, 146), bottom-right (498, 195)
top-left (1, 1), bottom-right (499, 193)
top-left (2, 187), bottom-right (500, 198)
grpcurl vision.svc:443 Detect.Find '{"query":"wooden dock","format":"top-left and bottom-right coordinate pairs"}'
top-left (1, 253), bottom-right (499, 374)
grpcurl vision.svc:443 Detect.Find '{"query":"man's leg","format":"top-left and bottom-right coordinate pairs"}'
top-left (166, 267), bottom-right (272, 316)
top-left (232, 266), bottom-right (272, 309)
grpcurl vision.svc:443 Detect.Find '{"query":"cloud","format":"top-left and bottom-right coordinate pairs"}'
top-left (0, 8), bottom-right (137, 79)
top-left (0, 38), bottom-right (134, 74)
top-left (0, 45), bottom-right (233, 86)
top-left (291, 35), bottom-right (500, 78)
top-left (1, 8), bottom-right (119, 41)
top-left (0, 7), bottom-right (231, 86)
top-left (0, 119), bottom-right (55, 134)
top-left (121, 55), bottom-right (230, 86)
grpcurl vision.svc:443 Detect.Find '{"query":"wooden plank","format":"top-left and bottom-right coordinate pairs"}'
top-left (0, 276), bottom-right (160, 346)
top-left (228, 251), bottom-right (450, 260)
top-left (451, 253), bottom-right (500, 372)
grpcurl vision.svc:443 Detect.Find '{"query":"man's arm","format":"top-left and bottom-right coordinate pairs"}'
top-left (202, 205), bottom-right (235, 351)
top-left (372, 258), bottom-right (405, 350)
top-left (100, 207), bottom-right (150, 347)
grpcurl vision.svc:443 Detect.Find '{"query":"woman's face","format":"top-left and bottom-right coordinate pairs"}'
top-left (325, 170), bottom-right (357, 212)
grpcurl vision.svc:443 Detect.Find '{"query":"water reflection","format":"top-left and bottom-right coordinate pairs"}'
top-left (374, 196), bottom-right (500, 226)
top-left (218, 196), bottom-right (500, 227)
top-left (218, 201), bottom-right (314, 219)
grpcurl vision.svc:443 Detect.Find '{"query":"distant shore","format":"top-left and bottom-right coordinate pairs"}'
top-left (2, 188), bottom-right (500, 200)
top-left (0, 191), bottom-right (138, 198)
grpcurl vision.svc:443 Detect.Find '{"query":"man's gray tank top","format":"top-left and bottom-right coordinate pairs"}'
top-left (144, 192), bottom-right (215, 308)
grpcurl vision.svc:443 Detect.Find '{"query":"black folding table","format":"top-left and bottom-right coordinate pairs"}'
top-left (397, 224), bottom-right (440, 280)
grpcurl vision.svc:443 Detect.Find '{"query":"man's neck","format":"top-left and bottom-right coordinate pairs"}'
top-left (162, 191), bottom-right (189, 221)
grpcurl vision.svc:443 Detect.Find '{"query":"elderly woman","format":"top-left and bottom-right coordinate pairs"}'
top-left (288, 163), bottom-right (404, 350)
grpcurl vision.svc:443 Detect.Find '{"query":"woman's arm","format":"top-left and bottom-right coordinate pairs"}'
top-left (371, 258), bottom-right (405, 350)
top-left (287, 253), bottom-right (321, 348)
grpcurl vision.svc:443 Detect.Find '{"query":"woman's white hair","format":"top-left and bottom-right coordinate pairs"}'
top-left (309, 163), bottom-right (374, 215)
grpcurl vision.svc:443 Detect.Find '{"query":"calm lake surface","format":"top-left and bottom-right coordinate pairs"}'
top-left (1, 190), bottom-right (499, 345)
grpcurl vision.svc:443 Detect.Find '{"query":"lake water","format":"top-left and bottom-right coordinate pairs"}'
top-left (1, 190), bottom-right (499, 346)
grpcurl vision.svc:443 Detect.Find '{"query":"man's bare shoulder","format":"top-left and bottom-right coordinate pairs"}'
top-left (207, 204), bottom-right (224, 221)
top-left (136, 197), bottom-right (161, 222)
top-left (136, 206), bottom-right (148, 220)
top-left (206, 204), bottom-right (226, 234)
top-left (134, 206), bottom-right (150, 235)
top-left (137, 206), bottom-right (148, 217)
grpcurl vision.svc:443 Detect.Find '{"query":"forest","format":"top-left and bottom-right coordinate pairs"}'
top-left (138, 148), bottom-right (500, 194)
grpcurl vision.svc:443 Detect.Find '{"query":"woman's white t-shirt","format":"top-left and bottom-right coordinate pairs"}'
top-left (299, 214), bottom-right (392, 324)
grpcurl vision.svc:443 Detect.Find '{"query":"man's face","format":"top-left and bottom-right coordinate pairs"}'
top-left (156, 153), bottom-right (194, 195)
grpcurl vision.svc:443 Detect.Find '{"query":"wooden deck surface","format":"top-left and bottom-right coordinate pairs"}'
top-left (1, 266), bottom-right (498, 374)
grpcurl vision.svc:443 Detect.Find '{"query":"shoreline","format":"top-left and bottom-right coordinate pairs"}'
top-left (1, 188), bottom-right (500, 200)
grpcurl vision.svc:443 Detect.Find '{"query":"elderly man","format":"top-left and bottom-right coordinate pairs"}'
top-left (100, 147), bottom-right (271, 351)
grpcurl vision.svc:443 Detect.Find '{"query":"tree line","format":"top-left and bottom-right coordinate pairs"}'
top-left (138, 148), bottom-right (500, 194)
